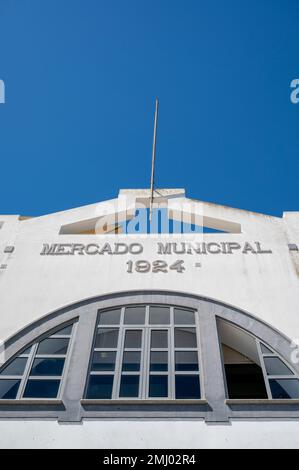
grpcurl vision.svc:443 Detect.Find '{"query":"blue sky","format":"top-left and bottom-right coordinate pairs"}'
top-left (0, 0), bottom-right (298, 217)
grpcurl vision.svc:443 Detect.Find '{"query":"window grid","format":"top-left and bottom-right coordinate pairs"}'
top-left (86, 305), bottom-right (202, 400)
top-left (256, 340), bottom-right (299, 399)
top-left (0, 323), bottom-right (75, 400)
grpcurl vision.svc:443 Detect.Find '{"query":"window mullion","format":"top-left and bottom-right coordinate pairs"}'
top-left (169, 307), bottom-right (175, 399)
top-left (57, 323), bottom-right (77, 399)
top-left (112, 308), bottom-right (125, 399)
top-left (256, 339), bottom-right (272, 398)
top-left (142, 306), bottom-right (150, 399)
top-left (17, 343), bottom-right (38, 399)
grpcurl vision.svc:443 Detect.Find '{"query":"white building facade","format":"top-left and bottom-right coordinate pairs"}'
top-left (0, 188), bottom-right (299, 448)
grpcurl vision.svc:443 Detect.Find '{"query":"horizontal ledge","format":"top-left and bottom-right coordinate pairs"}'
top-left (226, 399), bottom-right (299, 405)
top-left (0, 399), bottom-right (64, 406)
top-left (81, 399), bottom-right (208, 405)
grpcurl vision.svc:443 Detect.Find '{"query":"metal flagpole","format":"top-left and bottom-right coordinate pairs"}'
top-left (149, 97), bottom-right (159, 222)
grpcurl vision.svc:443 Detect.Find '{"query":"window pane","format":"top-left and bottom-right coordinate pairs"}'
top-left (149, 306), bottom-right (170, 325)
top-left (119, 375), bottom-right (139, 397)
top-left (0, 379), bottom-right (20, 399)
top-left (37, 338), bottom-right (69, 355)
top-left (149, 375), bottom-right (168, 397)
top-left (124, 330), bottom-right (142, 348)
top-left (122, 352), bottom-right (141, 371)
top-left (175, 375), bottom-right (200, 399)
top-left (86, 375), bottom-right (114, 399)
top-left (30, 358), bottom-right (65, 376)
top-left (124, 306), bottom-right (145, 325)
top-left (95, 329), bottom-right (119, 349)
top-left (174, 328), bottom-right (197, 348)
top-left (91, 351), bottom-right (116, 371)
top-left (0, 358), bottom-right (27, 376)
top-left (174, 308), bottom-right (195, 325)
top-left (98, 309), bottom-right (121, 325)
top-left (260, 344), bottom-right (273, 355)
top-left (53, 325), bottom-right (73, 336)
top-left (264, 357), bottom-right (293, 376)
top-left (23, 379), bottom-right (60, 398)
top-left (175, 351), bottom-right (199, 371)
top-left (150, 351), bottom-right (168, 371)
top-left (151, 330), bottom-right (168, 348)
top-left (270, 379), bottom-right (299, 399)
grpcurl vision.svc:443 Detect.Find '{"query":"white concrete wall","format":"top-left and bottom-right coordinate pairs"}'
top-left (0, 420), bottom-right (298, 449)
top-left (0, 190), bottom-right (299, 448)
top-left (0, 190), bottom-right (298, 342)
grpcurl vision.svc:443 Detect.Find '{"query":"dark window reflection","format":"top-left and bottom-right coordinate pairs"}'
top-left (175, 375), bottom-right (200, 399)
top-left (23, 379), bottom-right (60, 398)
top-left (119, 375), bottom-right (139, 397)
top-left (149, 375), bottom-right (168, 397)
top-left (175, 351), bottom-right (198, 371)
top-left (37, 338), bottom-right (69, 355)
top-left (0, 358), bottom-right (27, 376)
top-left (91, 351), bottom-right (116, 371)
top-left (122, 352), bottom-right (141, 371)
top-left (270, 379), bottom-right (299, 399)
top-left (30, 358), bottom-right (65, 376)
top-left (86, 375), bottom-right (114, 399)
top-left (0, 379), bottom-right (20, 399)
top-left (150, 351), bottom-right (168, 371)
top-left (95, 329), bottom-right (119, 349)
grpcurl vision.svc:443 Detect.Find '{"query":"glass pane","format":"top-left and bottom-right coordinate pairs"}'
top-left (30, 358), bottom-right (65, 376)
top-left (37, 338), bottom-right (69, 355)
top-left (149, 306), bottom-right (170, 325)
top-left (174, 328), bottom-right (197, 348)
top-left (86, 375), bottom-right (114, 399)
top-left (264, 357), bottom-right (293, 376)
top-left (91, 351), bottom-right (116, 371)
top-left (53, 325), bottom-right (73, 336)
top-left (270, 379), bottom-right (299, 399)
top-left (175, 351), bottom-right (199, 371)
top-left (151, 330), bottom-right (168, 348)
top-left (124, 330), bottom-right (142, 348)
top-left (174, 308), bottom-right (195, 325)
top-left (175, 375), bottom-right (201, 399)
top-left (260, 343), bottom-right (273, 355)
top-left (0, 357), bottom-right (27, 376)
top-left (95, 329), bottom-right (119, 349)
top-left (150, 351), bottom-right (168, 371)
top-left (98, 309), bottom-right (121, 325)
top-left (149, 375), bottom-right (168, 397)
top-left (119, 375), bottom-right (139, 397)
top-left (124, 306), bottom-right (145, 325)
top-left (23, 379), bottom-right (60, 398)
top-left (122, 352), bottom-right (141, 371)
top-left (0, 379), bottom-right (20, 399)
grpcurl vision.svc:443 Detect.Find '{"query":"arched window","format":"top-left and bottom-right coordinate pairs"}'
top-left (0, 323), bottom-right (75, 399)
top-left (85, 305), bottom-right (201, 400)
top-left (218, 319), bottom-right (299, 399)
top-left (0, 292), bottom-right (299, 422)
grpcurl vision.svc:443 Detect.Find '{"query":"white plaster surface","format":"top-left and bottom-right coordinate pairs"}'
top-left (0, 190), bottom-right (299, 449)
top-left (0, 420), bottom-right (298, 449)
top-left (0, 190), bottom-right (298, 342)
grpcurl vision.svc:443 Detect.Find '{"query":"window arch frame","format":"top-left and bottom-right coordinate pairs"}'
top-left (217, 318), bottom-right (299, 401)
top-left (84, 304), bottom-right (203, 401)
top-left (0, 290), bottom-right (299, 422)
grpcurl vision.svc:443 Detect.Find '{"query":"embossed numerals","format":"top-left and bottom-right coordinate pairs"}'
top-left (126, 260), bottom-right (185, 274)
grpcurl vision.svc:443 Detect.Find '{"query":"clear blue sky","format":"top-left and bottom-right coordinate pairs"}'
top-left (0, 0), bottom-right (298, 217)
